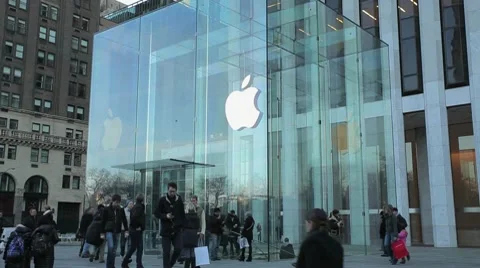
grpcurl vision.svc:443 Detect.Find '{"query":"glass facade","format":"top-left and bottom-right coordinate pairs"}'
top-left (88, 0), bottom-right (394, 258)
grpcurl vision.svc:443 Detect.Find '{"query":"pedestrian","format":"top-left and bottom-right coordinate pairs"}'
top-left (397, 226), bottom-right (411, 264)
top-left (122, 194), bottom-right (146, 268)
top-left (85, 204), bottom-right (106, 263)
top-left (207, 208), bottom-right (223, 261)
top-left (0, 210), bottom-right (9, 238)
top-left (328, 209), bottom-right (343, 242)
top-left (384, 205), bottom-right (398, 265)
top-left (239, 212), bottom-right (255, 262)
top-left (121, 201), bottom-right (134, 258)
top-left (191, 195), bottom-right (205, 268)
top-left (101, 194), bottom-right (129, 268)
top-left (154, 182), bottom-right (185, 268)
top-left (225, 210), bottom-right (240, 258)
top-left (2, 224), bottom-right (32, 268)
top-left (182, 202), bottom-right (200, 268)
top-left (380, 211), bottom-right (388, 256)
top-left (256, 223), bottom-right (262, 242)
top-left (31, 210), bottom-right (61, 268)
top-left (78, 207), bottom-right (94, 257)
top-left (21, 207), bottom-right (38, 266)
top-left (295, 208), bottom-right (343, 268)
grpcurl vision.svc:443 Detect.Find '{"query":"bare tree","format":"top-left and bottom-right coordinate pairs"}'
top-left (205, 175), bottom-right (227, 211)
top-left (85, 168), bottom-right (136, 207)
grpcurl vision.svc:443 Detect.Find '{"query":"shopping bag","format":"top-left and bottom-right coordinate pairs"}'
top-left (391, 240), bottom-right (409, 260)
top-left (238, 237), bottom-right (249, 249)
top-left (194, 246), bottom-right (210, 266)
top-left (0, 241), bottom-right (5, 254)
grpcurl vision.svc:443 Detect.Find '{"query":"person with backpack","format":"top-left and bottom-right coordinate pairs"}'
top-left (2, 224), bottom-right (32, 268)
top-left (85, 204), bottom-right (106, 263)
top-left (31, 210), bottom-right (60, 268)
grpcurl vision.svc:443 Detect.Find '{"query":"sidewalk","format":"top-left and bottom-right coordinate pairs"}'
top-left (1, 245), bottom-right (480, 267)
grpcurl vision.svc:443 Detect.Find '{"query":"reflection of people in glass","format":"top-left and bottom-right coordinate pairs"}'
top-left (239, 212), bottom-right (255, 262)
top-left (151, 218), bottom-right (159, 249)
top-left (154, 182), bottom-right (185, 268)
top-left (328, 209), bottom-right (343, 243)
top-left (295, 209), bottom-right (343, 268)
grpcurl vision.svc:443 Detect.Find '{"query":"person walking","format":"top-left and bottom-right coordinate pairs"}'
top-left (239, 212), bottom-right (255, 262)
top-left (31, 210), bottom-right (60, 268)
top-left (78, 207), bottom-right (94, 257)
top-left (207, 208), bottom-right (223, 261)
top-left (101, 194), bottom-right (129, 268)
top-left (380, 211), bottom-right (388, 257)
top-left (85, 204), bottom-right (106, 263)
top-left (121, 201), bottom-right (134, 258)
top-left (295, 208), bottom-right (343, 268)
top-left (384, 205), bottom-right (398, 265)
top-left (122, 194), bottom-right (146, 268)
top-left (182, 202), bottom-right (200, 268)
top-left (154, 182), bottom-right (186, 268)
top-left (2, 224), bottom-right (32, 268)
top-left (191, 195), bottom-right (205, 268)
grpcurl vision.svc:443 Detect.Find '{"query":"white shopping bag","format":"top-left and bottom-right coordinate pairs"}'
top-left (238, 237), bottom-right (249, 249)
top-left (0, 241), bottom-right (5, 254)
top-left (194, 246), bottom-right (210, 266)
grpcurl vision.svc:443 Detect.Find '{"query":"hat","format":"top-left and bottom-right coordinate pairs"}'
top-left (230, 210), bottom-right (236, 214)
top-left (307, 208), bottom-right (328, 222)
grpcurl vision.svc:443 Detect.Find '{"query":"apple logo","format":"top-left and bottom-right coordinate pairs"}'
top-left (102, 109), bottom-right (122, 150)
top-left (225, 75), bottom-right (262, 131)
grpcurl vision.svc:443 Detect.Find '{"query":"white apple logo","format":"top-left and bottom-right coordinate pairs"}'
top-left (225, 75), bottom-right (262, 131)
top-left (102, 109), bottom-right (122, 150)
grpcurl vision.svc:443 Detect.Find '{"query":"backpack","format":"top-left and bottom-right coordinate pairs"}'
top-left (31, 232), bottom-right (51, 257)
top-left (6, 232), bottom-right (25, 259)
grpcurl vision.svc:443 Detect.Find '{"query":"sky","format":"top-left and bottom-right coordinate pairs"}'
top-left (117, 0), bottom-right (139, 5)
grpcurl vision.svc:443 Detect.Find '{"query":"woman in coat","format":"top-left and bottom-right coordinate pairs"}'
top-left (78, 207), bottom-right (94, 257)
top-left (296, 209), bottom-right (343, 268)
top-left (182, 202), bottom-right (200, 268)
top-left (32, 210), bottom-right (60, 268)
top-left (239, 212), bottom-right (255, 262)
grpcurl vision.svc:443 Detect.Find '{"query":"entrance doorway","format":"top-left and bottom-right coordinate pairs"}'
top-left (57, 202), bottom-right (81, 234)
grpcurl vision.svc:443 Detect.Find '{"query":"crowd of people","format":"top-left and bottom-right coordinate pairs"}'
top-left (379, 205), bottom-right (411, 265)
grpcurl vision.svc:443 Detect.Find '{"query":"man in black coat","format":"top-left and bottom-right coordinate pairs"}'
top-left (225, 210), bottom-right (240, 257)
top-left (393, 207), bottom-right (408, 231)
top-left (208, 208), bottom-right (223, 261)
top-left (102, 194), bottom-right (128, 268)
top-left (154, 182), bottom-right (185, 268)
top-left (22, 207), bottom-right (38, 231)
top-left (122, 194), bottom-right (146, 268)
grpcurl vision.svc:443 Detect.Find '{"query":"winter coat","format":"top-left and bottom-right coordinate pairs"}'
top-left (79, 213), bottom-right (94, 236)
top-left (296, 229), bottom-right (343, 268)
top-left (154, 194), bottom-right (185, 237)
top-left (21, 215), bottom-right (38, 231)
top-left (207, 215), bottom-right (223, 236)
top-left (385, 213), bottom-right (398, 238)
top-left (183, 212), bottom-right (200, 248)
top-left (129, 203), bottom-right (146, 231)
top-left (2, 224), bottom-right (32, 264)
top-left (397, 214), bottom-right (408, 231)
top-left (102, 205), bottom-right (128, 234)
top-left (241, 216), bottom-right (255, 240)
top-left (398, 230), bottom-right (408, 244)
top-left (379, 212), bottom-right (386, 239)
top-left (225, 214), bottom-right (240, 234)
top-left (32, 215), bottom-right (60, 268)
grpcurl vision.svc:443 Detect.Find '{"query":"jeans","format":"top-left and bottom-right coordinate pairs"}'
top-left (106, 232), bottom-right (120, 268)
top-left (123, 230), bottom-right (143, 268)
top-left (228, 235), bottom-right (240, 255)
top-left (120, 231), bottom-right (130, 256)
top-left (82, 242), bottom-right (91, 256)
top-left (384, 233), bottom-right (393, 260)
top-left (161, 232), bottom-right (183, 268)
top-left (209, 234), bottom-right (219, 260)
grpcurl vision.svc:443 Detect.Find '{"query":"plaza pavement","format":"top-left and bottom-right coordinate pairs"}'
top-left (1, 245), bottom-right (480, 267)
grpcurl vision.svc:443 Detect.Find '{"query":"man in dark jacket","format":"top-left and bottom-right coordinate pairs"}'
top-left (22, 207), bottom-right (38, 231)
top-left (79, 208), bottom-right (94, 257)
top-left (225, 210), bottom-right (240, 257)
top-left (122, 194), bottom-right (146, 268)
top-left (384, 205), bottom-right (398, 264)
top-left (102, 194), bottom-right (128, 268)
top-left (208, 208), bottom-right (223, 261)
top-left (392, 207), bottom-right (408, 231)
top-left (154, 182), bottom-right (185, 268)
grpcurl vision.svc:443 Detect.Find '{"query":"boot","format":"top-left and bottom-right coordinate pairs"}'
top-left (246, 255), bottom-right (252, 262)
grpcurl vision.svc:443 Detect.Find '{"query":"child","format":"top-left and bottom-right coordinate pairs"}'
top-left (397, 228), bottom-right (411, 264)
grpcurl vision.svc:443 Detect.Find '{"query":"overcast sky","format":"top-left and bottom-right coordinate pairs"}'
top-left (117, 0), bottom-right (139, 5)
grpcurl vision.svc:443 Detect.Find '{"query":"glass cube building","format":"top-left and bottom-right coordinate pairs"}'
top-left (88, 0), bottom-right (395, 258)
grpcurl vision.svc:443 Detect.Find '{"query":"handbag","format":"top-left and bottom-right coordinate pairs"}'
top-left (238, 237), bottom-right (249, 249)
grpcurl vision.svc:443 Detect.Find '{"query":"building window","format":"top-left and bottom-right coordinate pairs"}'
top-left (8, 0), bottom-right (16, 7)
top-left (67, 105), bottom-right (75, 118)
top-left (6, 16), bottom-right (15, 32)
top-left (398, 0), bottom-right (423, 95)
top-left (34, 99), bottom-right (41, 112)
top-left (9, 119), bottom-right (18, 130)
top-left (80, 39), bottom-right (88, 53)
top-left (81, 18), bottom-right (89, 31)
top-left (66, 128), bottom-right (73, 138)
top-left (39, 27), bottom-right (47, 40)
top-left (30, 148), bottom-right (39, 162)
top-left (13, 69), bottom-right (22, 84)
top-left (35, 74), bottom-right (43, 88)
top-left (70, 59), bottom-right (78, 73)
top-left (40, 149), bottom-right (49, 163)
top-left (0, 93), bottom-right (8, 106)
top-left (44, 100), bottom-right (51, 113)
top-left (74, 153), bottom-right (82, 166)
top-left (17, 19), bottom-right (26, 34)
top-left (32, 123), bottom-right (40, 132)
top-left (68, 81), bottom-right (77, 96)
top-left (78, 84), bottom-right (86, 98)
top-left (0, 118), bottom-right (6, 127)
top-left (62, 175), bottom-right (70, 189)
top-left (360, 0), bottom-right (379, 37)
top-left (2, 67), bottom-right (11, 81)
top-left (4, 41), bottom-right (13, 56)
top-left (35, 74), bottom-right (53, 91)
top-left (37, 50), bottom-right (45, 65)
top-left (73, 14), bottom-right (81, 28)
top-left (76, 107), bottom-right (84, 120)
top-left (50, 6), bottom-right (58, 21)
top-left (325, 0), bottom-right (342, 12)
top-left (42, 124), bottom-right (50, 134)
top-left (72, 176), bottom-right (80, 189)
top-left (79, 62), bottom-right (87, 75)
top-left (64, 152), bottom-right (72, 165)
top-left (15, 44), bottom-right (24, 59)
top-left (440, 0), bottom-right (469, 88)
top-left (72, 37), bottom-right (79, 50)
top-left (19, 0), bottom-right (27, 10)
top-left (11, 94), bottom-right (19, 108)
top-left (7, 145), bottom-right (16, 160)
top-left (47, 53), bottom-right (55, 67)
top-left (48, 29), bottom-right (56, 44)
top-left (0, 144), bottom-right (4, 158)
top-left (40, 3), bottom-right (48, 17)
top-left (75, 130), bottom-right (83, 140)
